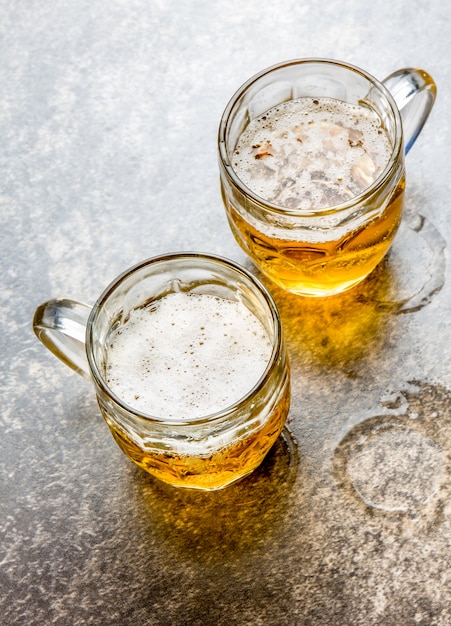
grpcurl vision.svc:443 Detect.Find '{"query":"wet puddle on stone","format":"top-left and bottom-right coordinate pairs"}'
top-left (345, 425), bottom-right (444, 512)
top-left (368, 208), bottom-right (446, 314)
top-left (333, 381), bottom-right (450, 518)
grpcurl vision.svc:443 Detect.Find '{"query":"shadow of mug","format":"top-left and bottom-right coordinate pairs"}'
top-left (259, 262), bottom-right (393, 370)
top-left (256, 206), bottom-right (445, 370)
top-left (133, 428), bottom-right (299, 564)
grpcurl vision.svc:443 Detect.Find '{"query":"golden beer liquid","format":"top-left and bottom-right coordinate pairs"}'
top-left (100, 379), bottom-right (290, 490)
top-left (224, 175), bottom-right (405, 296)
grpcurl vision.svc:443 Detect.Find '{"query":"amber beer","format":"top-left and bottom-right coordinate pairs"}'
top-left (104, 392), bottom-right (289, 490)
top-left (102, 291), bottom-right (290, 490)
top-left (219, 61), bottom-right (408, 297)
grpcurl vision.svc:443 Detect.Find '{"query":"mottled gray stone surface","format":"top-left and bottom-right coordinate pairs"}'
top-left (1, 1), bottom-right (450, 624)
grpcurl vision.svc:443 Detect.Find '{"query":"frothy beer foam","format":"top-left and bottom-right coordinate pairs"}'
top-left (233, 96), bottom-right (392, 210)
top-left (105, 292), bottom-right (272, 419)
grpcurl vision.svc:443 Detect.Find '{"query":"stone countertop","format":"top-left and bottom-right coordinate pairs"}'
top-left (1, 1), bottom-right (450, 624)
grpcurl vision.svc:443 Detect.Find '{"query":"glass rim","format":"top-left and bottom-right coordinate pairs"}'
top-left (86, 251), bottom-right (285, 426)
top-left (218, 57), bottom-right (404, 217)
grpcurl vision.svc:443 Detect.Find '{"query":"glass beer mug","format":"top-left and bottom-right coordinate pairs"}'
top-left (33, 253), bottom-right (290, 490)
top-left (218, 59), bottom-right (436, 297)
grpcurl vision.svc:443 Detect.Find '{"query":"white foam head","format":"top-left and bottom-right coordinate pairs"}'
top-left (233, 96), bottom-right (392, 210)
top-left (105, 292), bottom-right (272, 419)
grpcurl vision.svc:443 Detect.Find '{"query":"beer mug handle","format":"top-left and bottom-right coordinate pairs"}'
top-left (383, 68), bottom-right (436, 155)
top-left (33, 298), bottom-right (92, 380)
